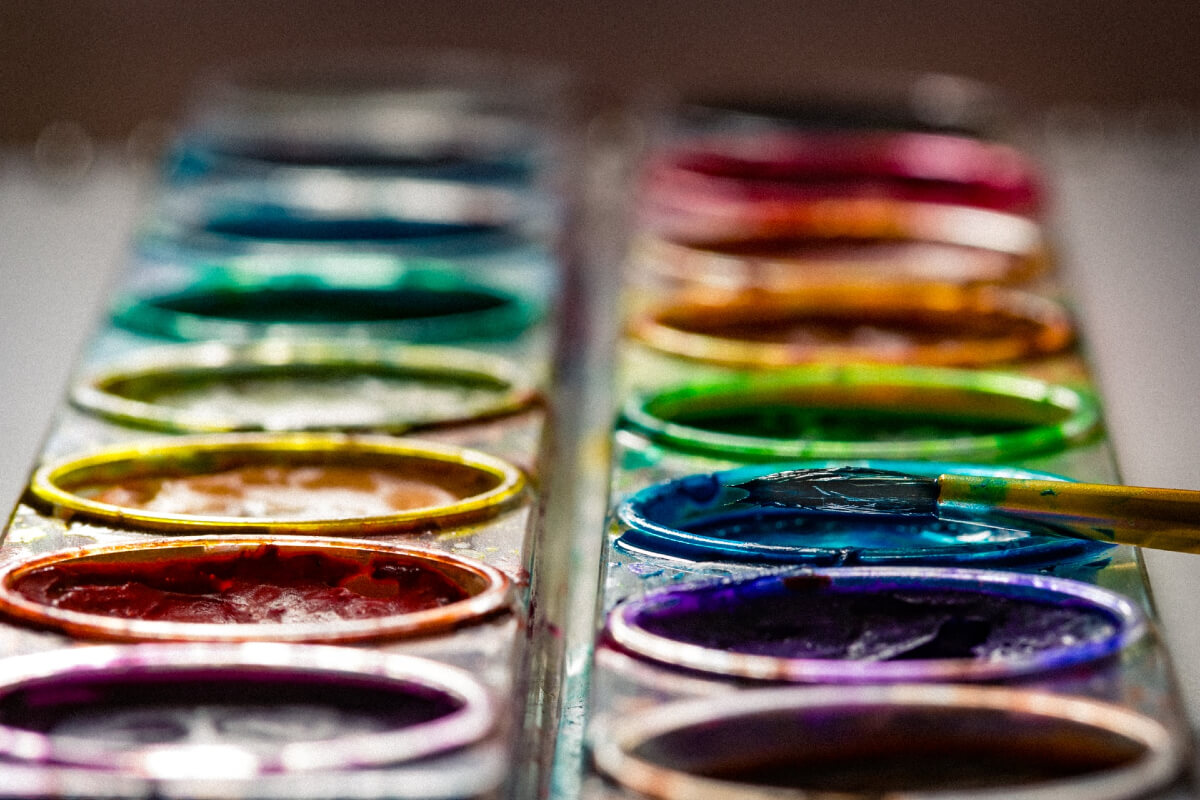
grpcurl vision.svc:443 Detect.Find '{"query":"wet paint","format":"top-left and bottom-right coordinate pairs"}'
top-left (733, 466), bottom-right (1200, 557)
top-left (606, 567), bottom-right (1142, 682)
top-left (0, 537), bottom-right (510, 643)
top-left (12, 544), bottom-right (468, 624)
top-left (30, 434), bottom-right (525, 535)
top-left (616, 462), bottom-right (1114, 568)
top-left (629, 283), bottom-right (1074, 369)
top-left (620, 366), bottom-right (1100, 463)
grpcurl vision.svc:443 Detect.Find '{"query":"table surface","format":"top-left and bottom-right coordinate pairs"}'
top-left (2, 135), bottom-right (1200, 728)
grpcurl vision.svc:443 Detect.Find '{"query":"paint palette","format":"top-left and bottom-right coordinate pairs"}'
top-left (0, 60), bottom-right (1196, 800)
top-left (0, 51), bottom-right (567, 800)
top-left (571, 101), bottom-right (1196, 800)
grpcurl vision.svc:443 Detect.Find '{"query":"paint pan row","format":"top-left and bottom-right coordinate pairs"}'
top-left (0, 53), bottom-right (574, 799)
top-left (572, 94), bottom-right (1193, 799)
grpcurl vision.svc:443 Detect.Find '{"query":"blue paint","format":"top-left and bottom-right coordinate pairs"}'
top-left (138, 183), bottom-right (551, 268)
top-left (616, 461), bottom-right (1114, 569)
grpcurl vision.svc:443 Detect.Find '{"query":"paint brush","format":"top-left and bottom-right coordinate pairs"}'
top-left (729, 467), bottom-right (1200, 554)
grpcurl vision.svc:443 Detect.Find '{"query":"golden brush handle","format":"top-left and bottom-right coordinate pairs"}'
top-left (937, 474), bottom-right (1200, 554)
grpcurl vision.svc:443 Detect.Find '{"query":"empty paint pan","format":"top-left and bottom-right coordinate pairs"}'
top-left (28, 433), bottom-right (525, 535)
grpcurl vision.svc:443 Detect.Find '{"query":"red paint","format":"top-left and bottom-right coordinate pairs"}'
top-left (12, 545), bottom-right (470, 624)
top-left (646, 131), bottom-right (1043, 215)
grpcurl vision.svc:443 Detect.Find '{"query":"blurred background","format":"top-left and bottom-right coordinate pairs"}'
top-left (3, 0), bottom-right (1200, 725)
top-left (3, 1), bottom-right (1200, 142)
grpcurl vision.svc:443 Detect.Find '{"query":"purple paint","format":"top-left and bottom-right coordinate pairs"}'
top-left (0, 645), bottom-right (496, 778)
top-left (607, 567), bottom-right (1143, 682)
top-left (0, 668), bottom-right (459, 748)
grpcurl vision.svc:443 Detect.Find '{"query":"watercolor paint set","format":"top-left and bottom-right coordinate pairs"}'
top-left (569, 94), bottom-right (1196, 798)
top-left (0, 53), bottom-right (569, 800)
top-left (0, 57), bottom-right (1196, 800)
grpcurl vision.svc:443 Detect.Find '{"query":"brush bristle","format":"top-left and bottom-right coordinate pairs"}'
top-left (730, 467), bottom-right (940, 516)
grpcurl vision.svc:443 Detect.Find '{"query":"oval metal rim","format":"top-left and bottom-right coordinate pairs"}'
top-left (620, 365), bottom-right (1102, 462)
top-left (0, 642), bottom-right (497, 778)
top-left (69, 340), bottom-right (541, 434)
top-left (606, 565), bottom-right (1146, 684)
top-left (108, 269), bottom-right (542, 344)
top-left (627, 283), bottom-right (1074, 369)
top-left (632, 235), bottom-right (1047, 289)
top-left (615, 460), bottom-right (1113, 566)
top-left (28, 433), bottom-right (526, 534)
top-left (591, 683), bottom-right (1182, 800)
top-left (0, 535), bottom-right (512, 643)
top-left (146, 176), bottom-right (549, 260)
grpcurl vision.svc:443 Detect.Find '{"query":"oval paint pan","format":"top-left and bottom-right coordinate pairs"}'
top-left (629, 283), bottom-right (1074, 369)
top-left (592, 684), bottom-right (1182, 800)
top-left (146, 174), bottom-right (548, 261)
top-left (633, 236), bottom-right (1045, 291)
top-left (639, 132), bottom-right (1045, 254)
top-left (620, 366), bottom-right (1100, 464)
top-left (71, 341), bottom-right (540, 434)
top-left (169, 50), bottom-right (569, 185)
top-left (606, 566), bottom-right (1143, 683)
top-left (28, 433), bottom-right (525, 535)
top-left (644, 130), bottom-right (1044, 213)
top-left (642, 190), bottom-right (1044, 256)
top-left (110, 270), bottom-right (538, 344)
top-left (680, 72), bottom-right (1011, 139)
top-left (0, 643), bottom-right (497, 781)
top-left (0, 536), bottom-right (510, 643)
top-left (615, 462), bottom-right (1113, 569)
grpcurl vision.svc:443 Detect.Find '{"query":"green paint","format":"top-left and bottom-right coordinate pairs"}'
top-left (111, 271), bottom-right (539, 344)
top-left (667, 405), bottom-right (1025, 443)
top-left (621, 365), bottom-right (1102, 463)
